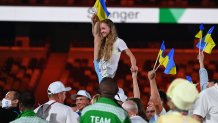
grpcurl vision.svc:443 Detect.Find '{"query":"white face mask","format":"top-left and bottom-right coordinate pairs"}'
top-left (1, 98), bottom-right (12, 108)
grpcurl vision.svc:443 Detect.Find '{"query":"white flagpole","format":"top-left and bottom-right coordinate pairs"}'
top-left (153, 53), bottom-right (160, 71)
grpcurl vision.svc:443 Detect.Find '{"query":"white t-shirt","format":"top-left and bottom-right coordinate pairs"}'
top-left (193, 85), bottom-right (218, 123)
top-left (34, 100), bottom-right (79, 123)
top-left (131, 115), bottom-right (148, 123)
top-left (99, 37), bottom-right (128, 79)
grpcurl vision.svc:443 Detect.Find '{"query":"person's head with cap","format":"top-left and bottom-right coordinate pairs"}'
top-left (71, 90), bottom-right (91, 111)
top-left (47, 81), bottom-right (71, 104)
top-left (99, 77), bottom-right (118, 99)
top-left (167, 78), bottom-right (199, 112)
top-left (114, 88), bottom-right (128, 105)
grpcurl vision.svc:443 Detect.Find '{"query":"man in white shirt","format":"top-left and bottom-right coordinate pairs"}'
top-left (34, 81), bottom-right (79, 123)
top-left (122, 100), bottom-right (148, 123)
top-left (193, 81), bottom-right (218, 123)
top-left (71, 90), bottom-right (91, 116)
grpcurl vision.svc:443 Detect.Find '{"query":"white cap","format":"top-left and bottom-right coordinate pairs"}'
top-left (71, 90), bottom-right (91, 100)
top-left (47, 81), bottom-right (71, 94)
top-left (115, 88), bottom-right (127, 103)
top-left (167, 78), bottom-right (199, 111)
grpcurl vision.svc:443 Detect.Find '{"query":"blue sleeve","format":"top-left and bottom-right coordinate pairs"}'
top-left (199, 68), bottom-right (208, 91)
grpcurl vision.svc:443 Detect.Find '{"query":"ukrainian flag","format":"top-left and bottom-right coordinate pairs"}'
top-left (195, 24), bottom-right (204, 39)
top-left (196, 26), bottom-right (216, 54)
top-left (93, 0), bottom-right (110, 21)
top-left (163, 48), bottom-right (176, 75)
top-left (205, 26), bottom-right (215, 44)
top-left (158, 41), bottom-right (166, 65)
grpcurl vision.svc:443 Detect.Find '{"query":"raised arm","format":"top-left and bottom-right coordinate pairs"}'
top-left (132, 70), bottom-right (140, 99)
top-left (198, 52), bottom-right (208, 91)
top-left (91, 14), bottom-right (101, 60)
top-left (124, 49), bottom-right (138, 72)
top-left (148, 70), bottom-right (163, 115)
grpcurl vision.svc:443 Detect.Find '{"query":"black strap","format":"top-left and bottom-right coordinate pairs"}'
top-left (42, 101), bottom-right (56, 114)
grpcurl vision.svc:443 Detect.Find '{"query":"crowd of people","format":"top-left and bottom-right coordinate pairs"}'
top-left (1, 51), bottom-right (217, 122)
top-left (0, 13), bottom-right (217, 123)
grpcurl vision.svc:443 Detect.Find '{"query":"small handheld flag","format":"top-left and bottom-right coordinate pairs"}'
top-left (196, 26), bottom-right (216, 54)
top-left (93, 0), bottom-right (110, 21)
top-left (158, 41), bottom-right (166, 65)
top-left (153, 41), bottom-right (165, 71)
top-left (195, 24), bottom-right (204, 39)
top-left (163, 48), bottom-right (176, 75)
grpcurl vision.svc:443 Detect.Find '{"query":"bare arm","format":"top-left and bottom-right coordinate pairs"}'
top-left (192, 114), bottom-right (203, 123)
top-left (91, 15), bottom-right (101, 60)
top-left (198, 52), bottom-right (204, 68)
top-left (132, 71), bottom-right (140, 99)
top-left (148, 70), bottom-right (163, 115)
top-left (124, 49), bottom-right (138, 72)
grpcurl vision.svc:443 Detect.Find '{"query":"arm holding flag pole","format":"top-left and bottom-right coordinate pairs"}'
top-left (148, 70), bottom-right (165, 119)
top-left (198, 52), bottom-right (208, 91)
top-left (91, 14), bottom-right (101, 60)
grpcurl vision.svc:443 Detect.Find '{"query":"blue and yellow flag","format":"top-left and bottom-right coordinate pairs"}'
top-left (196, 26), bottom-right (216, 54)
top-left (163, 48), bottom-right (176, 75)
top-left (158, 41), bottom-right (166, 65)
top-left (93, 0), bottom-right (110, 21)
top-left (205, 26), bottom-right (215, 43)
top-left (195, 24), bottom-right (204, 39)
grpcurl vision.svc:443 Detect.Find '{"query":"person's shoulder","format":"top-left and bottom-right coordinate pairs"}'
top-left (53, 102), bottom-right (72, 109)
top-left (81, 103), bottom-right (96, 114)
top-left (116, 37), bottom-right (124, 42)
top-left (10, 116), bottom-right (48, 123)
top-left (201, 86), bottom-right (217, 95)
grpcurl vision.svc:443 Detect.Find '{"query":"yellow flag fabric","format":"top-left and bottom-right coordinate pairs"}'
top-left (195, 30), bottom-right (202, 39)
top-left (93, 0), bottom-right (110, 21)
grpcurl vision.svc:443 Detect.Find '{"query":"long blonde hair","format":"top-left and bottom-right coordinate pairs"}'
top-left (97, 19), bottom-right (118, 61)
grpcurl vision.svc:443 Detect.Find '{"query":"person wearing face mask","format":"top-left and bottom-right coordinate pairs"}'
top-left (0, 90), bottom-right (21, 123)
top-left (10, 91), bottom-right (47, 123)
top-left (34, 81), bottom-right (79, 123)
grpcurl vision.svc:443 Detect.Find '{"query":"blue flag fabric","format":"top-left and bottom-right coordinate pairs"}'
top-left (158, 41), bottom-right (166, 65)
top-left (195, 24), bottom-right (204, 39)
top-left (186, 76), bottom-right (193, 83)
top-left (196, 37), bottom-right (206, 50)
top-left (207, 26), bottom-right (214, 34)
top-left (163, 48), bottom-right (176, 75)
top-left (196, 26), bottom-right (216, 54)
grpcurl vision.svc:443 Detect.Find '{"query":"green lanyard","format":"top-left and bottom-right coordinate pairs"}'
top-left (17, 110), bottom-right (36, 119)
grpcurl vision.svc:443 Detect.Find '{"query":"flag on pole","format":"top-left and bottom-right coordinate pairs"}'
top-left (196, 26), bottom-right (216, 54)
top-left (158, 41), bottom-right (166, 65)
top-left (93, 0), bottom-right (110, 21)
top-left (205, 26), bottom-right (215, 43)
top-left (195, 24), bottom-right (204, 39)
top-left (163, 48), bottom-right (176, 75)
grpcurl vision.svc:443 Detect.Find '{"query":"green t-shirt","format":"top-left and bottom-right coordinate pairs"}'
top-left (80, 97), bottom-right (131, 123)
